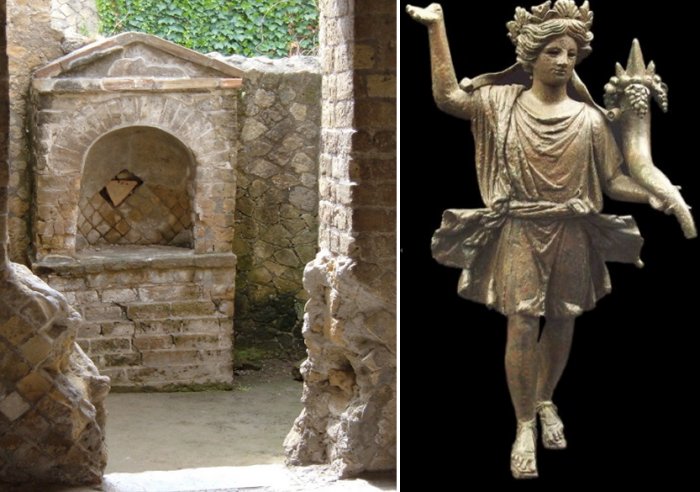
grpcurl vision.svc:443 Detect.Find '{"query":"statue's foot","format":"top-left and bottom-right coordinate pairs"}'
top-left (537, 401), bottom-right (567, 450)
top-left (511, 419), bottom-right (538, 479)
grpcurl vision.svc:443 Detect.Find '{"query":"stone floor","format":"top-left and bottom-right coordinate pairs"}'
top-left (1, 360), bottom-right (397, 491)
top-left (5, 465), bottom-right (396, 491)
top-left (105, 369), bottom-right (302, 472)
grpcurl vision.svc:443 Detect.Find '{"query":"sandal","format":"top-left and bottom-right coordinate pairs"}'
top-left (511, 418), bottom-right (538, 479)
top-left (536, 401), bottom-right (567, 450)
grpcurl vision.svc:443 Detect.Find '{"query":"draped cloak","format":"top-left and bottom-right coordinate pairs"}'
top-left (431, 83), bottom-right (644, 318)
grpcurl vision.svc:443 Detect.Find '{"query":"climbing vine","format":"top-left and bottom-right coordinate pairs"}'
top-left (96, 0), bottom-right (319, 57)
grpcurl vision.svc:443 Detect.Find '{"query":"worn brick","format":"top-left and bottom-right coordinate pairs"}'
top-left (127, 303), bottom-right (171, 320)
top-left (89, 337), bottom-right (131, 354)
top-left (73, 290), bottom-right (100, 304)
top-left (355, 14), bottom-right (394, 42)
top-left (198, 349), bottom-right (232, 364)
top-left (77, 323), bottom-right (101, 338)
top-left (179, 318), bottom-right (225, 334)
top-left (88, 271), bottom-right (146, 289)
top-left (172, 334), bottom-right (226, 350)
top-left (354, 44), bottom-right (376, 70)
top-left (142, 349), bottom-right (201, 367)
top-left (134, 319), bottom-right (180, 335)
top-left (364, 74), bottom-right (396, 98)
top-left (138, 284), bottom-right (201, 302)
top-left (169, 301), bottom-right (217, 318)
top-left (146, 268), bottom-right (195, 284)
top-left (47, 275), bottom-right (86, 292)
top-left (82, 304), bottom-right (124, 322)
top-left (103, 353), bottom-right (141, 367)
top-left (354, 100), bottom-right (395, 129)
top-left (352, 207), bottom-right (396, 233)
top-left (101, 288), bottom-right (139, 303)
top-left (100, 322), bottom-right (135, 337)
top-left (354, 182), bottom-right (395, 207)
top-left (133, 335), bottom-right (174, 351)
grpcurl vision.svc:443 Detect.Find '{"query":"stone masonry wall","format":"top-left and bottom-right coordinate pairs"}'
top-left (35, 250), bottom-right (235, 390)
top-left (285, 0), bottom-right (397, 477)
top-left (7, 0), bottom-right (63, 264)
top-left (220, 54), bottom-right (321, 352)
top-left (351, 0), bottom-right (396, 294)
top-left (51, 0), bottom-right (99, 37)
top-left (9, 0), bottom-right (321, 356)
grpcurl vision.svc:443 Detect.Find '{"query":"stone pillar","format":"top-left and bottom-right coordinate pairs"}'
top-left (6, 0), bottom-right (63, 263)
top-left (0, 0), bottom-right (8, 268)
top-left (285, 0), bottom-right (396, 477)
top-left (0, 265), bottom-right (110, 484)
top-left (1, 6), bottom-right (109, 484)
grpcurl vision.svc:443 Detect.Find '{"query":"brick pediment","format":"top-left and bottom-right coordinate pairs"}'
top-left (34, 32), bottom-right (243, 80)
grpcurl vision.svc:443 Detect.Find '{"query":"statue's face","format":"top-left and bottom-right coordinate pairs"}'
top-left (532, 35), bottom-right (578, 87)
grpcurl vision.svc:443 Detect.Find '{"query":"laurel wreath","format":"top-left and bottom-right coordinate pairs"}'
top-left (507, 0), bottom-right (594, 45)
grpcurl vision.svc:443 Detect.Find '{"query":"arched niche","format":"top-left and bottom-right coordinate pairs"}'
top-left (77, 126), bottom-right (195, 250)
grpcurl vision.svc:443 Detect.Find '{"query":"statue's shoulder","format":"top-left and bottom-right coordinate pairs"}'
top-left (465, 84), bottom-right (525, 114)
top-left (581, 102), bottom-right (611, 131)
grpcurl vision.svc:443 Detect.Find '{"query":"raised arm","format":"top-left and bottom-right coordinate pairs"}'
top-left (406, 3), bottom-right (474, 120)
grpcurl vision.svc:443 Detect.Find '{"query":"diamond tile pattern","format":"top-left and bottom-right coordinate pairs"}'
top-left (78, 182), bottom-right (193, 248)
top-left (0, 264), bottom-right (109, 484)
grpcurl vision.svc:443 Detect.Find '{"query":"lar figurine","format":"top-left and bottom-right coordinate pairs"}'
top-left (406, 0), bottom-right (695, 479)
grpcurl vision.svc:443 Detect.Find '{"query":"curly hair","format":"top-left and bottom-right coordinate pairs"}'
top-left (515, 19), bottom-right (593, 73)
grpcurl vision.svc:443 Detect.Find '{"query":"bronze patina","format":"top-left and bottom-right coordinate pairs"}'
top-left (407, 0), bottom-right (695, 479)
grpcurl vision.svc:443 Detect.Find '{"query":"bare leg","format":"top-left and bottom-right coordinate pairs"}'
top-left (536, 317), bottom-right (575, 401)
top-left (506, 314), bottom-right (540, 478)
top-left (536, 317), bottom-right (575, 450)
top-left (506, 314), bottom-right (540, 420)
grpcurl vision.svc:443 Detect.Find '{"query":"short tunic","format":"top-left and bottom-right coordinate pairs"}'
top-left (431, 85), bottom-right (643, 318)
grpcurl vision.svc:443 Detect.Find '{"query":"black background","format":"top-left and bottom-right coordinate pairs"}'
top-left (400, 1), bottom-right (699, 485)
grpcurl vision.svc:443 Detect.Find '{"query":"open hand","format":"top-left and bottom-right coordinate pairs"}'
top-left (406, 3), bottom-right (444, 25)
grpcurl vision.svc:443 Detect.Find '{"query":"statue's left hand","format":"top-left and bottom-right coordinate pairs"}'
top-left (566, 198), bottom-right (591, 216)
top-left (649, 194), bottom-right (673, 215)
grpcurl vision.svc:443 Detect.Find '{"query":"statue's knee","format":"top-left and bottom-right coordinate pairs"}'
top-left (508, 314), bottom-right (539, 337)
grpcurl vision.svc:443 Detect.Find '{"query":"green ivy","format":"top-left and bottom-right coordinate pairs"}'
top-left (96, 0), bottom-right (319, 57)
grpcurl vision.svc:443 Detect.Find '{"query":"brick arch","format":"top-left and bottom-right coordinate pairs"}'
top-left (34, 93), bottom-right (235, 259)
top-left (53, 95), bottom-right (218, 176)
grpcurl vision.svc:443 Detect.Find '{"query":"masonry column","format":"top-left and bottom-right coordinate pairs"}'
top-left (1, 5), bottom-right (109, 483)
top-left (285, 0), bottom-right (396, 477)
top-left (6, 0), bottom-right (63, 263)
top-left (1, 0), bottom-right (8, 269)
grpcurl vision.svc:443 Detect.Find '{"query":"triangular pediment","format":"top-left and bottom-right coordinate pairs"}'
top-left (35, 32), bottom-right (243, 79)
